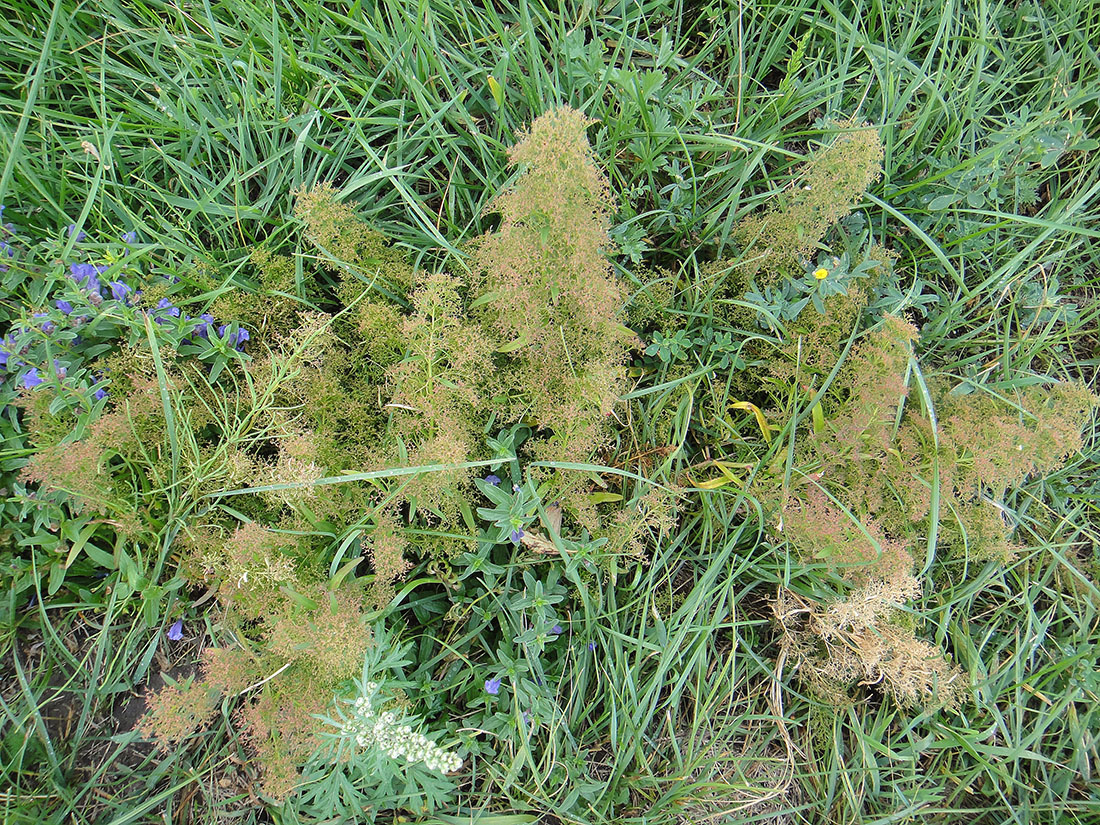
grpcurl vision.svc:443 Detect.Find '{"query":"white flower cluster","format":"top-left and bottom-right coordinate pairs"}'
top-left (342, 681), bottom-right (463, 774)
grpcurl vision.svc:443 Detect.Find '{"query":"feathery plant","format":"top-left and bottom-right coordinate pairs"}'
top-left (2, 1), bottom-right (1100, 823)
top-left (130, 107), bottom-right (676, 807)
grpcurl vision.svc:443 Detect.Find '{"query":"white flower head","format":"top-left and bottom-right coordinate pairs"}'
top-left (339, 680), bottom-right (463, 775)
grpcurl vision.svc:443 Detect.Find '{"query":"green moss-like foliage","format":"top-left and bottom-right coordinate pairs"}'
top-left (294, 182), bottom-right (414, 293)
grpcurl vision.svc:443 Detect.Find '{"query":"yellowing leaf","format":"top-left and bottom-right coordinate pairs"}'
top-left (730, 400), bottom-right (772, 443)
top-left (696, 477), bottom-right (732, 489)
top-left (487, 75), bottom-right (503, 106)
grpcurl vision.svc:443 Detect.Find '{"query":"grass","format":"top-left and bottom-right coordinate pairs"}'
top-left (2, 0), bottom-right (1099, 823)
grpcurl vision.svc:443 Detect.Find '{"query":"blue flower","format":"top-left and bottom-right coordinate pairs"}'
top-left (66, 224), bottom-right (87, 242)
top-left (53, 359), bottom-right (66, 379)
top-left (484, 677), bottom-right (502, 695)
top-left (192, 313), bottom-right (215, 338)
top-left (157, 298), bottom-right (180, 316)
top-left (587, 640), bottom-right (597, 652)
top-left (22, 368), bottom-right (43, 389)
top-left (93, 387), bottom-right (108, 401)
top-left (34, 313), bottom-right (56, 334)
top-left (69, 263), bottom-right (102, 295)
top-left (551, 624), bottom-right (563, 635)
top-left (510, 528), bottom-right (524, 545)
top-left (152, 298), bottom-right (181, 325)
top-left (109, 281), bottom-right (131, 302)
top-left (167, 620), bottom-right (184, 641)
top-left (121, 231), bottom-right (137, 244)
top-left (0, 240), bottom-right (13, 272)
top-left (55, 299), bottom-right (73, 315)
top-left (218, 324), bottom-right (250, 350)
top-left (485, 474), bottom-right (501, 486)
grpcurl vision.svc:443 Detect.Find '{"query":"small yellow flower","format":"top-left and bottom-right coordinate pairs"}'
top-left (813, 267), bottom-right (829, 280)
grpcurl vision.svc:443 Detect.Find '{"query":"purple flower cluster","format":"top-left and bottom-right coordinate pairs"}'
top-left (0, 212), bottom-right (251, 404)
top-left (69, 262), bottom-right (108, 294)
top-left (0, 239), bottom-right (13, 273)
top-left (0, 330), bottom-right (29, 375)
top-left (109, 281), bottom-right (131, 302)
top-left (218, 324), bottom-right (250, 349)
top-left (33, 313), bottom-right (55, 335)
top-left (153, 298), bottom-right (180, 324)
top-left (22, 367), bottom-right (42, 389)
top-left (61, 268), bottom-right (250, 353)
top-left (191, 313), bottom-right (215, 338)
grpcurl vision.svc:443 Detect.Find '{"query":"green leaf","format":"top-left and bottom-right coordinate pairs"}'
top-left (280, 586), bottom-right (320, 611)
top-left (469, 290), bottom-right (501, 310)
top-left (929, 193), bottom-right (962, 210)
top-left (47, 561), bottom-right (66, 596)
top-left (497, 335), bottom-right (528, 353)
top-left (331, 556), bottom-right (363, 589)
top-left (588, 492), bottom-right (623, 504)
top-left (486, 75), bottom-right (503, 107)
top-left (142, 586), bottom-right (164, 627)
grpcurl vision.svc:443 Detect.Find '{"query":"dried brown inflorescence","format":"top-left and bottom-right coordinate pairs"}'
top-left (774, 575), bottom-right (969, 710)
top-left (283, 107), bottom-right (635, 530)
top-left (138, 678), bottom-right (220, 747)
top-left (136, 108), bottom-right (672, 800)
top-left (366, 509), bottom-right (412, 610)
top-left (382, 272), bottom-right (495, 514)
top-left (17, 368), bottom-right (174, 535)
top-left (727, 134), bottom-right (1097, 714)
